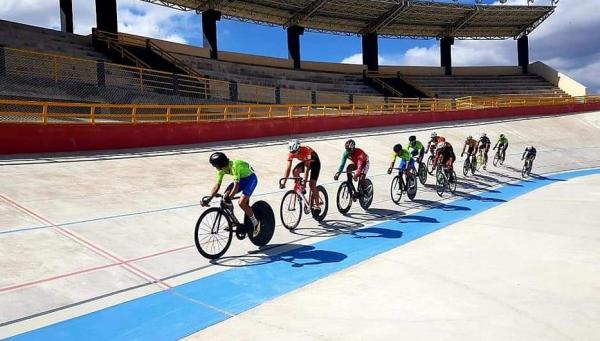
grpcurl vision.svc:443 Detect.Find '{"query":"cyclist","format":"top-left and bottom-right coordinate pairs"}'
top-left (493, 134), bottom-right (509, 162)
top-left (408, 135), bottom-right (425, 165)
top-left (388, 143), bottom-right (414, 190)
top-left (478, 133), bottom-right (492, 169)
top-left (522, 145), bottom-right (537, 170)
top-left (461, 135), bottom-right (479, 167)
top-left (435, 141), bottom-right (456, 181)
top-left (334, 139), bottom-right (369, 184)
top-left (203, 152), bottom-right (260, 232)
top-left (426, 132), bottom-right (446, 156)
top-left (281, 139), bottom-right (322, 213)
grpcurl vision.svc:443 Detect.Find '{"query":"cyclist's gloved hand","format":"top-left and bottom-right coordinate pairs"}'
top-left (201, 196), bottom-right (211, 207)
top-left (334, 173), bottom-right (340, 181)
top-left (387, 168), bottom-right (392, 175)
top-left (279, 181), bottom-right (285, 189)
top-left (353, 174), bottom-right (359, 182)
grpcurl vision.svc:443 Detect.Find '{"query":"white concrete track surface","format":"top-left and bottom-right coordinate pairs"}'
top-left (189, 173), bottom-right (600, 341)
top-left (1, 111), bottom-right (600, 339)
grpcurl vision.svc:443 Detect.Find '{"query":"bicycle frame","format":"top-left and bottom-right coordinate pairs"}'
top-left (280, 177), bottom-right (314, 213)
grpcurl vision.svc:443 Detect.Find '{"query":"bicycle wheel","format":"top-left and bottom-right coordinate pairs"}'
top-left (527, 162), bottom-right (533, 176)
top-left (194, 208), bottom-right (233, 260)
top-left (476, 154), bottom-right (484, 171)
top-left (449, 170), bottom-right (457, 194)
top-left (463, 159), bottom-right (470, 177)
top-left (407, 174), bottom-right (418, 200)
top-left (427, 155), bottom-right (435, 175)
top-left (418, 162), bottom-right (428, 185)
top-left (493, 152), bottom-right (501, 167)
top-left (336, 182), bottom-right (353, 215)
top-left (435, 169), bottom-right (446, 197)
top-left (311, 185), bottom-right (329, 222)
top-left (471, 157), bottom-right (477, 175)
top-left (280, 190), bottom-right (303, 230)
top-left (358, 178), bottom-right (374, 210)
top-left (390, 175), bottom-right (403, 204)
top-left (246, 201), bottom-right (275, 247)
top-left (521, 162), bottom-right (528, 178)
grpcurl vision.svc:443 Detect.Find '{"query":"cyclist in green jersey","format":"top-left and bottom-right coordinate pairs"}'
top-left (493, 134), bottom-right (509, 162)
top-left (408, 135), bottom-right (425, 164)
top-left (388, 144), bottom-right (414, 175)
top-left (202, 152), bottom-right (260, 230)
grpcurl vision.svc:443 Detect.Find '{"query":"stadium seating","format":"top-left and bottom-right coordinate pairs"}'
top-left (401, 74), bottom-right (569, 98)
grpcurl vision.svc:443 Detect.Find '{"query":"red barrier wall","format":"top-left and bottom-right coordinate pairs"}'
top-left (2, 102), bottom-right (600, 154)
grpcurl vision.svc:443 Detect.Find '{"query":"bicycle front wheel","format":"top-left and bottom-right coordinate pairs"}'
top-left (280, 190), bottom-right (303, 231)
top-left (418, 162), bottom-right (428, 185)
top-left (449, 170), bottom-right (457, 194)
top-left (427, 155), bottom-right (435, 175)
top-left (463, 159), bottom-right (470, 177)
top-left (390, 175), bottom-right (403, 204)
top-left (435, 169), bottom-right (446, 197)
top-left (336, 182), bottom-right (353, 215)
top-left (493, 152), bottom-right (501, 167)
top-left (194, 208), bottom-right (233, 259)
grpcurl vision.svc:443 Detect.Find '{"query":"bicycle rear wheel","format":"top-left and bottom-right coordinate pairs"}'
top-left (247, 201), bottom-right (275, 247)
top-left (280, 190), bottom-right (303, 231)
top-left (390, 175), bottom-right (403, 204)
top-left (358, 178), bottom-right (374, 210)
top-left (194, 208), bottom-right (233, 259)
top-left (311, 185), bottom-right (329, 222)
top-left (336, 182), bottom-right (353, 214)
top-left (449, 170), bottom-right (457, 194)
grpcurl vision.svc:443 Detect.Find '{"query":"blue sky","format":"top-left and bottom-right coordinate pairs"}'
top-left (0, 0), bottom-right (598, 92)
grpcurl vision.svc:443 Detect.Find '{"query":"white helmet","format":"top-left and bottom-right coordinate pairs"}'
top-left (436, 142), bottom-right (446, 150)
top-left (430, 132), bottom-right (438, 138)
top-left (288, 139), bottom-right (300, 153)
top-left (481, 133), bottom-right (487, 138)
top-left (466, 135), bottom-right (472, 140)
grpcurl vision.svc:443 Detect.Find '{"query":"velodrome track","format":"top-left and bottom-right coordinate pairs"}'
top-left (1, 111), bottom-right (600, 340)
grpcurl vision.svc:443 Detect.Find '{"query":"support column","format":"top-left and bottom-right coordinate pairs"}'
top-left (60, 0), bottom-right (74, 33)
top-left (202, 9), bottom-right (221, 59)
top-left (287, 25), bottom-right (304, 69)
top-left (361, 33), bottom-right (379, 72)
top-left (518, 35), bottom-right (529, 74)
top-left (95, 0), bottom-right (118, 33)
top-left (440, 36), bottom-right (454, 76)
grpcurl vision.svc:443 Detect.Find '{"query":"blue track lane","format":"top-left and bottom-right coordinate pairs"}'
top-left (7, 168), bottom-right (600, 341)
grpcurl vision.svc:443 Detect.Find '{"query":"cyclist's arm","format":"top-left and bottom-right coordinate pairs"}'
top-left (337, 151), bottom-right (349, 174)
top-left (227, 182), bottom-right (240, 201)
top-left (522, 150), bottom-right (527, 159)
top-left (283, 160), bottom-right (292, 179)
top-left (461, 143), bottom-right (467, 156)
top-left (211, 171), bottom-right (224, 196)
top-left (389, 154), bottom-right (397, 170)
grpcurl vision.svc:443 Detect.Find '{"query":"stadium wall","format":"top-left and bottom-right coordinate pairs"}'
top-left (2, 102), bottom-right (600, 154)
top-left (529, 61), bottom-right (588, 97)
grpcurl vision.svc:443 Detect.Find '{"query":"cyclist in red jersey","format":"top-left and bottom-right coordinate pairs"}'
top-left (426, 132), bottom-right (446, 161)
top-left (281, 139), bottom-right (322, 212)
top-left (334, 139), bottom-right (369, 182)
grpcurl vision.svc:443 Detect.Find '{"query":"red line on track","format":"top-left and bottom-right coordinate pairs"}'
top-left (0, 193), bottom-right (174, 290)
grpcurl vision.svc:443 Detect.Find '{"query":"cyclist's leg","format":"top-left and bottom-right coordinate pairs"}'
top-left (238, 174), bottom-right (258, 223)
top-left (502, 143), bottom-right (508, 160)
top-left (309, 157), bottom-right (321, 209)
top-left (291, 162), bottom-right (304, 180)
top-left (346, 163), bottom-right (357, 194)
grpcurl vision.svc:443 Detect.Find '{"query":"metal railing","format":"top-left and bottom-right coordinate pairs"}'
top-left (2, 96), bottom-right (598, 125)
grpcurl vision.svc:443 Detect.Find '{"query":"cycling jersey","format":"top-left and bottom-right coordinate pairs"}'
top-left (391, 149), bottom-right (412, 163)
top-left (479, 136), bottom-right (491, 146)
top-left (217, 159), bottom-right (254, 184)
top-left (464, 138), bottom-right (478, 151)
top-left (438, 144), bottom-right (456, 164)
top-left (288, 146), bottom-right (316, 162)
top-left (497, 136), bottom-right (509, 145)
top-left (523, 147), bottom-right (537, 159)
top-left (408, 141), bottom-right (424, 156)
top-left (338, 148), bottom-right (369, 174)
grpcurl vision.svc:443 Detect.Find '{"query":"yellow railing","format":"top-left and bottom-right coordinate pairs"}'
top-left (1, 96), bottom-right (598, 125)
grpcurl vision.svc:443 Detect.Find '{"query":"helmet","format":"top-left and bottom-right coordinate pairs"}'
top-left (209, 152), bottom-right (229, 168)
top-left (436, 142), bottom-right (446, 150)
top-left (500, 134), bottom-right (505, 138)
top-left (409, 135), bottom-right (416, 142)
top-left (481, 133), bottom-right (487, 138)
top-left (288, 139), bottom-right (300, 153)
top-left (345, 139), bottom-right (356, 152)
top-left (430, 132), bottom-right (437, 138)
top-left (393, 144), bottom-right (403, 153)
top-left (466, 135), bottom-right (472, 141)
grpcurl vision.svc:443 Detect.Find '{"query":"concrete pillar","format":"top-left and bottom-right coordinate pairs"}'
top-left (361, 33), bottom-right (378, 72)
top-left (518, 35), bottom-right (529, 74)
top-left (202, 9), bottom-right (221, 59)
top-left (287, 25), bottom-right (304, 69)
top-left (60, 0), bottom-right (74, 33)
top-left (229, 81), bottom-right (238, 102)
top-left (96, 60), bottom-right (106, 87)
top-left (440, 36), bottom-right (454, 76)
top-left (95, 0), bottom-right (118, 33)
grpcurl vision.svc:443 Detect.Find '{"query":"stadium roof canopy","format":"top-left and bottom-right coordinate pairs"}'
top-left (140, 0), bottom-right (555, 39)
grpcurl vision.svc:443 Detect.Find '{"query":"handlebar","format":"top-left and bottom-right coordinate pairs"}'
top-left (279, 177), bottom-right (304, 188)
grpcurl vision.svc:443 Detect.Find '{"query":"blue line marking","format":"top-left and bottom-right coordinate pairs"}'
top-left (7, 168), bottom-right (599, 341)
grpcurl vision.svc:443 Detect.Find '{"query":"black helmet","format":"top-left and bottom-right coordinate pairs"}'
top-left (393, 144), bottom-right (403, 153)
top-left (408, 135), bottom-right (416, 142)
top-left (345, 139), bottom-right (356, 152)
top-left (209, 152), bottom-right (229, 168)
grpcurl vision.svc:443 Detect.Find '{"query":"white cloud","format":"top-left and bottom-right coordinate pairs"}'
top-left (0, 0), bottom-right (195, 43)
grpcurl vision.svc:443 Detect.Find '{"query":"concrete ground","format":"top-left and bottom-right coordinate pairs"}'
top-left (1, 111), bottom-right (600, 339)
